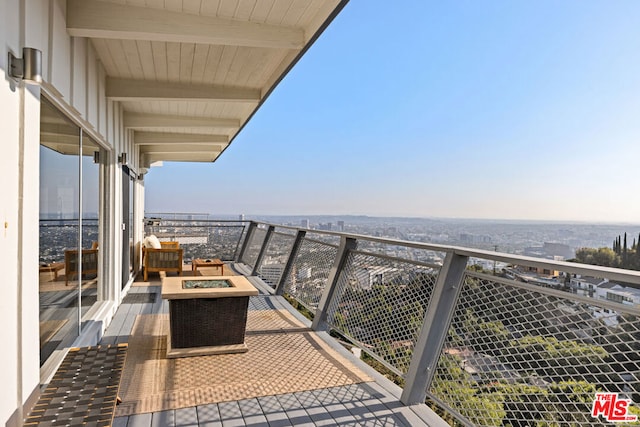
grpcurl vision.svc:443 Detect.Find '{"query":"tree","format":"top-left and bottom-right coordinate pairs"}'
top-left (575, 247), bottom-right (618, 268)
top-left (430, 354), bottom-right (506, 426)
top-left (505, 335), bottom-right (609, 383)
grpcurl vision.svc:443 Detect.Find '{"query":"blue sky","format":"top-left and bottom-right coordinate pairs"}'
top-left (145, 1), bottom-right (640, 223)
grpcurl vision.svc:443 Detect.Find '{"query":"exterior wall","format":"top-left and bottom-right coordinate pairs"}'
top-left (0, 1), bottom-right (140, 424)
top-left (0, 2), bottom-right (25, 425)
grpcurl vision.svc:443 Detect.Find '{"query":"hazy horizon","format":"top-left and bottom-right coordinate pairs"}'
top-left (143, 211), bottom-right (640, 227)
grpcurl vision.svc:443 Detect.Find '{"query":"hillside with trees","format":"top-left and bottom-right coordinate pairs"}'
top-left (574, 232), bottom-right (640, 270)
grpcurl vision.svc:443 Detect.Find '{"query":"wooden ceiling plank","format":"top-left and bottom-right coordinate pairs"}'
top-left (202, 44), bottom-right (224, 84)
top-left (234, 0), bottom-right (257, 21)
top-left (136, 40), bottom-right (157, 80)
top-left (121, 39), bottom-right (145, 78)
top-left (214, 45), bottom-right (238, 85)
top-left (164, 0), bottom-right (183, 13)
top-left (283, 0), bottom-right (311, 27)
top-left (217, 0), bottom-right (239, 18)
top-left (144, 0), bottom-right (164, 8)
top-left (268, 0), bottom-right (292, 26)
top-left (166, 42), bottom-right (182, 82)
top-left (89, 38), bottom-right (119, 76)
top-left (179, 43), bottom-right (196, 84)
top-left (150, 41), bottom-right (168, 81)
top-left (67, 0), bottom-right (304, 49)
top-left (106, 39), bottom-right (133, 78)
top-left (250, 0), bottom-right (276, 23)
top-left (181, 0), bottom-right (203, 15)
top-left (199, 0), bottom-right (221, 17)
top-left (191, 44), bottom-right (210, 83)
top-left (224, 46), bottom-right (253, 87)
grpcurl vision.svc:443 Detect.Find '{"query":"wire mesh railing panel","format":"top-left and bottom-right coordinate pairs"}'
top-left (326, 251), bottom-right (439, 376)
top-left (428, 272), bottom-right (640, 427)
top-left (144, 220), bottom-right (246, 261)
top-left (282, 238), bottom-right (339, 311)
top-left (256, 231), bottom-right (296, 288)
top-left (242, 227), bottom-right (267, 269)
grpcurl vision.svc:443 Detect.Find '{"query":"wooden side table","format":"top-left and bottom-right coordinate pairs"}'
top-left (192, 258), bottom-right (224, 275)
top-left (39, 262), bottom-right (65, 281)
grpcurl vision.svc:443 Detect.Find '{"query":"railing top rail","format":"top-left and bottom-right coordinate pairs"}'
top-left (144, 218), bottom-right (640, 287)
top-left (144, 218), bottom-right (249, 224)
top-left (255, 221), bottom-right (640, 286)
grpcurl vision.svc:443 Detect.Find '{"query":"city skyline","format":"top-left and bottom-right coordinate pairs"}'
top-left (145, 1), bottom-right (640, 223)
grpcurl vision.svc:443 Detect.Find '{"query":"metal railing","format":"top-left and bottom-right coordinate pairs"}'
top-left (148, 218), bottom-right (640, 426)
top-left (143, 218), bottom-right (247, 262)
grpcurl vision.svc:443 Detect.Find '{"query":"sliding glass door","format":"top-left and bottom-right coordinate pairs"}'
top-left (39, 97), bottom-right (104, 366)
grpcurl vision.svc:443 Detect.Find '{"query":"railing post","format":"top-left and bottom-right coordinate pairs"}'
top-left (251, 225), bottom-right (275, 276)
top-left (311, 236), bottom-right (357, 331)
top-left (237, 221), bottom-right (258, 263)
top-left (401, 251), bottom-right (469, 405)
top-left (275, 230), bottom-right (307, 296)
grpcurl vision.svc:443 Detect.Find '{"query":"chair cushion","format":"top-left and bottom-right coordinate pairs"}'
top-left (144, 235), bottom-right (162, 249)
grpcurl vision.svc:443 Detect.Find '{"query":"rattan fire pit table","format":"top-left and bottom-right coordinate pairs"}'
top-left (161, 275), bottom-right (258, 358)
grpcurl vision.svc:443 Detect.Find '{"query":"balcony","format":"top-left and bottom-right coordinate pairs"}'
top-left (38, 218), bottom-right (640, 426)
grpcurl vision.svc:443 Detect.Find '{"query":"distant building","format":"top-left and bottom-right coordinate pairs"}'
top-left (543, 242), bottom-right (574, 260)
top-left (351, 265), bottom-right (401, 290)
top-left (301, 219), bottom-right (310, 229)
top-left (337, 221), bottom-right (345, 231)
top-left (571, 276), bottom-right (606, 297)
top-left (524, 242), bottom-right (574, 260)
top-left (239, 214), bottom-right (245, 221)
top-left (595, 282), bottom-right (640, 306)
top-left (517, 265), bottom-right (560, 278)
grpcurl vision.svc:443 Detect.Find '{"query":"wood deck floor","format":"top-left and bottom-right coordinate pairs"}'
top-left (102, 266), bottom-right (444, 427)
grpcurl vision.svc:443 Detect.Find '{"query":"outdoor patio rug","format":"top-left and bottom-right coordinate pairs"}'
top-left (25, 344), bottom-right (127, 426)
top-left (115, 310), bottom-right (372, 416)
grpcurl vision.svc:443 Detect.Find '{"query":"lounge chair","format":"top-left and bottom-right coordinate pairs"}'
top-left (64, 248), bottom-right (99, 286)
top-left (142, 237), bottom-right (183, 281)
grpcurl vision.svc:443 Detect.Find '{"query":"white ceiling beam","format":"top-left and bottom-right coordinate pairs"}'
top-left (124, 113), bottom-right (239, 130)
top-left (145, 153), bottom-right (221, 162)
top-left (139, 144), bottom-right (224, 154)
top-left (134, 131), bottom-right (229, 145)
top-left (66, 0), bottom-right (304, 49)
top-left (107, 78), bottom-right (260, 102)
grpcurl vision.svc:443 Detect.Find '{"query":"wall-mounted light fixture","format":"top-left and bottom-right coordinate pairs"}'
top-left (8, 47), bottom-right (42, 85)
top-left (118, 153), bottom-right (127, 165)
